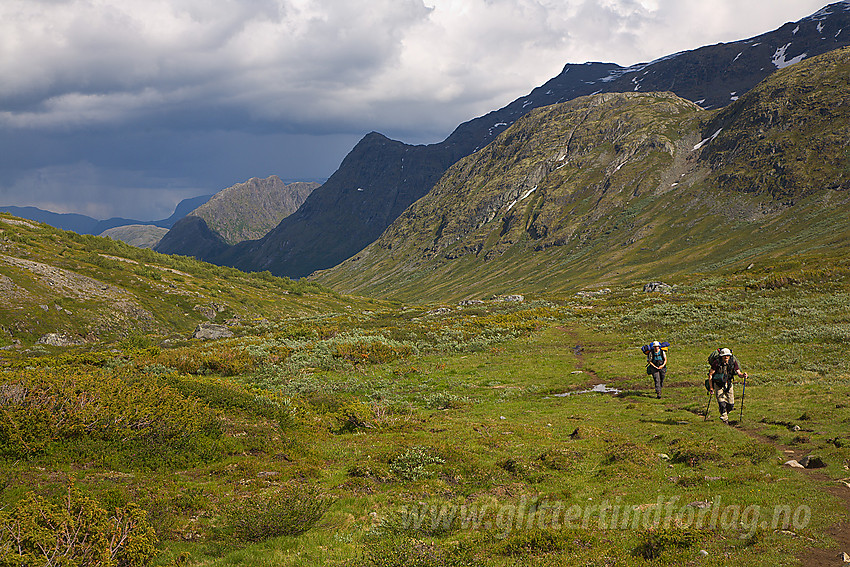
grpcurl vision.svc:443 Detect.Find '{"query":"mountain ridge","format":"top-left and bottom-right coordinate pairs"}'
top-left (155, 176), bottom-right (319, 257)
top-left (191, 176), bottom-right (318, 245)
top-left (173, 1), bottom-right (850, 278)
top-left (312, 47), bottom-right (850, 301)
top-left (0, 194), bottom-right (214, 235)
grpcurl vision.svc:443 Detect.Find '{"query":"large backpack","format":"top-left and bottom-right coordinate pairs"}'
top-left (708, 348), bottom-right (737, 370)
top-left (641, 341), bottom-right (670, 355)
top-left (708, 348), bottom-right (737, 390)
top-left (643, 341), bottom-right (669, 374)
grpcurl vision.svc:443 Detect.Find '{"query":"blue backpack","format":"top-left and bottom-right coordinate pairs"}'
top-left (641, 341), bottom-right (670, 355)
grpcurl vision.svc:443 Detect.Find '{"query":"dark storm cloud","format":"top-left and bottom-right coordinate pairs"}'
top-left (0, 0), bottom-right (830, 219)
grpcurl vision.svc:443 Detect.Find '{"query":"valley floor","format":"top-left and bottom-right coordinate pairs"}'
top-left (2, 282), bottom-right (850, 567)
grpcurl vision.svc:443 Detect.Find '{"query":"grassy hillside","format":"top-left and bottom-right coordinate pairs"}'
top-left (0, 246), bottom-right (847, 566)
top-left (313, 48), bottom-right (850, 303)
top-left (0, 214), bottom-right (370, 347)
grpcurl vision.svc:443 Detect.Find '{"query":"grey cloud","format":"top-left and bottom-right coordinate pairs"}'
top-left (0, 0), bottom-right (832, 219)
top-left (0, 128), bottom-right (359, 219)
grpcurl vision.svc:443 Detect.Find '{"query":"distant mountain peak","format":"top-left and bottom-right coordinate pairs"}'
top-left (314, 47), bottom-right (850, 300)
top-left (155, 175), bottom-right (319, 259)
top-left (158, 3), bottom-right (850, 279)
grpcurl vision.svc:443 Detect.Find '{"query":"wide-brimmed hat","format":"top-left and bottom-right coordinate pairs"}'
top-left (718, 348), bottom-right (732, 356)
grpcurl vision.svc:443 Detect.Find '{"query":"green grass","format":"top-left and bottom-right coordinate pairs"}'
top-left (1, 216), bottom-right (849, 566)
top-left (1, 269), bottom-right (848, 565)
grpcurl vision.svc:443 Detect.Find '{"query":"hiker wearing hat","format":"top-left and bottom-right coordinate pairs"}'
top-left (647, 341), bottom-right (667, 399)
top-left (708, 348), bottom-right (748, 423)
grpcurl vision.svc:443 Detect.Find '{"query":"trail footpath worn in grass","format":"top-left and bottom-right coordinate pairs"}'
top-left (559, 326), bottom-right (850, 567)
top-left (1, 294), bottom-right (849, 566)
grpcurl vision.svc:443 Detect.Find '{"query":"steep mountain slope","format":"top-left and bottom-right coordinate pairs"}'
top-left (183, 2), bottom-right (850, 278)
top-left (155, 176), bottom-right (318, 259)
top-left (153, 215), bottom-right (231, 261)
top-left (163, 176), bottom-right (318, 248)
top-left (313, 47), bottom-right (850, 301)
top-left (216, 136), bottom-right (463, 277)
top-left (99, 224), bottom-right (169, 249)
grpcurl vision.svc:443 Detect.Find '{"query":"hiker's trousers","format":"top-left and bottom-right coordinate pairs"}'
top-left (715, 384), bottom-right (735, 421)
top-left (650, 368), bottom-right (665, 395)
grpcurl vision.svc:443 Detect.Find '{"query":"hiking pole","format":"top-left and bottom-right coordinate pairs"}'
top-left (739, 377), bottom-right (747, 423)
top-left (703, 389), bottom-right (712, 421)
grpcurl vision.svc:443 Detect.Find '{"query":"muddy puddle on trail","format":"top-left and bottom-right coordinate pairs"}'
top-left (553, 384), bottom-right (622, 397)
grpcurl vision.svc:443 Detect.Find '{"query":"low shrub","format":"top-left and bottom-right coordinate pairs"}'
top-left (329, 400), bottom-right (373, 434)
top-left (494, 527), bottom-right (573, 555)
top-left (156, 346), bottom-right (252, 376)
top-left (669, 440), bottom-right (723, 467)
top-left (390, 447), bottom-right (445, 482)
top-left (602, 441), bottom-right (656, 467)
top-left (333, 340), bottom-right (413, 365)
top-left (422, 392), bottom-right (470, 410)
top-left (222, 486), bottom-right (331, 543)
top-left (733, 440), bottom-right (776, 464)
top-left (537, 448), bottom-right (579, 470)
top-left (0, 368), bottom-right (222, 463)
top-left (0, 486), bottom-right (158, 567)
top-left (632, 526), bottom-right (698, 559)
top-left (356, 536), bottom-right (481, 567)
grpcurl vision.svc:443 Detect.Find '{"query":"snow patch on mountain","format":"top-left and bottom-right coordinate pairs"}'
top-left (772, 44), bottom-right (807, 69)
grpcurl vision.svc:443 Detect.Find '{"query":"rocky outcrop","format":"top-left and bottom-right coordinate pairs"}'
top-left (644, 282), bottom-right (674, 294)
top-left (192, 322), bottom-right (233, 340)
top-left (36, 333), bottom-right (86, 347)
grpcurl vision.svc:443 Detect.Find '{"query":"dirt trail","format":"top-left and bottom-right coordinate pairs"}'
top-left (557, 328), bottom-right (850, 565)
top-left (732, 424), bottom-right (850, 567)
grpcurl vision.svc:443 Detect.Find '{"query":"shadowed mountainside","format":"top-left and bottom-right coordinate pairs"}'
top-left (175, 2), bottom-right (850, 278)
top-left (313, 47), bottom-right (850, 301)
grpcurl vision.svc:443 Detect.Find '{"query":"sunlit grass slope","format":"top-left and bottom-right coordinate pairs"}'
top-left (1, 254), bottom-right (848, 566)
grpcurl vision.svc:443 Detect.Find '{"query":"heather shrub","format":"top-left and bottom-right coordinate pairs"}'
top-left (389, 447), bottom-right (446, 482)
top-left (329, 400), bottom-right (373, 434)
top-left (0, 369), bottom-right (221, 462)
top-left (221, 486), bottom-right (331, 543)
top-left (156, 345), bottom-right (252, 376)
top-left (422, 391), bottom-right (471, 409)
top-left (333, 340), bottom-right (413, 365)
top-left (0, 487), bottom-right (158, 567)
top-left (633, 526), bottom-right (698, 559)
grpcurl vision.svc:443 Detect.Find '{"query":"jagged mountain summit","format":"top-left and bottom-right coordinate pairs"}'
top-left (163, 2), bottom-right (850, 279)
top-left (313, 47), bottom-right (850, 301)
top-left (155, 176), bottom-right (319, 258)
top-left (189, 176), bottom-right (317, 245)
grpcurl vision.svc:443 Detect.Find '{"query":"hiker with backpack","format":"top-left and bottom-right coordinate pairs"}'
top-left (707, 348), bottom-right (748, 424)
top-left (644, 341), bottom-right (668, 399)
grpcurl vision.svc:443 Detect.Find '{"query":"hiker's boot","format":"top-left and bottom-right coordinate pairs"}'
top-left (720, 411), bottom-right (729, 423)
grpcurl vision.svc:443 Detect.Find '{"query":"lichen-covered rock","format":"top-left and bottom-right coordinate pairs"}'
top-left (35, 333), bottom-right (86, 347)
top-left (192, 322), bottom-right (233, 340)
top-left (644, 282), bottom-right (673, 293)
